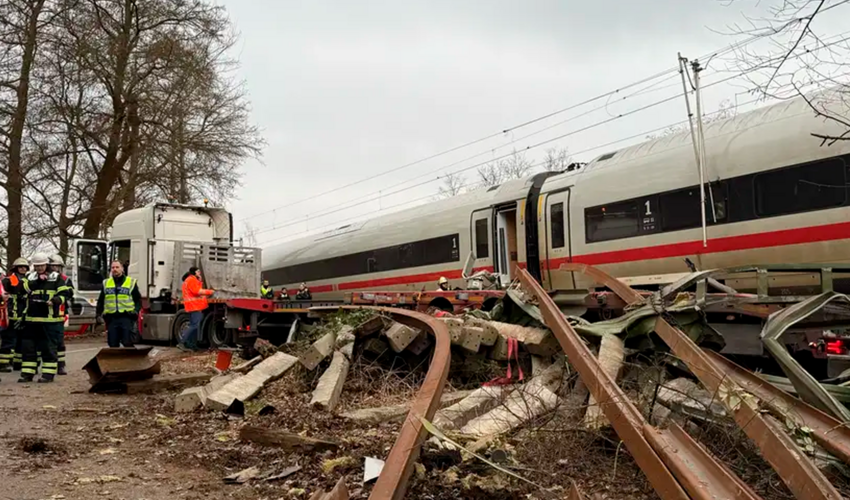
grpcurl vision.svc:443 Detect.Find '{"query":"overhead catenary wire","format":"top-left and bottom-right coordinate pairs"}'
top-left (236, 22), bottom-right (828, 224)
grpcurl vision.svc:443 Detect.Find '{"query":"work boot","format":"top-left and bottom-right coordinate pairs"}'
top-left (0, 364), bottom-right (12, 373)
top-left (37, 376), bottom-right (54, 383)
top-left (57, 364), bottom-right (67, 376)
top-left (17, 375), bottom-right (34, 383)
top-left (177, 344), bottom-right (192, 353)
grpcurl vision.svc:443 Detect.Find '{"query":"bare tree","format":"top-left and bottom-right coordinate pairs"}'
top-left (541, 147), bottom-right (572, 172)
top-left (477, 149), bottom-right (533, 187)
top-left (435, 171), bottom-right (466, 199)
top-left (0, 0), bottom-right (48, 263)
top-left (723, 0), bottom-right (850, 145)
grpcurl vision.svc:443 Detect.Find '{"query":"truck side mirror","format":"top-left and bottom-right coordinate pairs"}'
top-left (461, 251), bottom-right (476, 279)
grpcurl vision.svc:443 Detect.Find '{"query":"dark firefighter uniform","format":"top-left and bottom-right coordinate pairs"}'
top-left (21, 271), bottom-right (70, 383)
top-left (50, 255), bottom-right (73, 375)
top-left (1, 259), bottom-right (28, 372)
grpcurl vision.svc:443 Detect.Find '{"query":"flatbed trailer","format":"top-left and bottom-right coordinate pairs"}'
top-left (213, 289), bottom-right (504, 346)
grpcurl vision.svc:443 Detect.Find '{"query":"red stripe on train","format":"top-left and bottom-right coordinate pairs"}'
top-left (321, 221), bottom-right (850, 291)
top-left (566, 220), bottom-right (850, 266)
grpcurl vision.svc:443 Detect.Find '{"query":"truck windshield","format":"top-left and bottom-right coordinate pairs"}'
top-left (76, 241), bottom-right (107, 291)
top-left (109, 240), bottom-right (131, 275)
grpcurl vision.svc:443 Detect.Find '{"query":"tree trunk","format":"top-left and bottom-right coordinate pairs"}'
top-left (81, 0), bottom-right (134, 238)
top-left (6, 0), bottom-right (46, 260)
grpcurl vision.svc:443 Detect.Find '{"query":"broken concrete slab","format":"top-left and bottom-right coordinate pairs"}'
top-left (656, 377), bottom-right (727, 423)
top-left (584, 334), bottom-right (625, 429)
top-left (299, 331), bottom-right (337, 371)
top-left (175, 373), bottom-right (240, 413)
top-left (310, 351), bottom-right (350, 412)
top-left (353, 315), bottom-right (386, 337)
top-left (363, 337), bottom-right (389, 356)
top-left (459, 326), bottom-right (484, 353)
top-left (340, 342), bottom-right (354, 360)
top-left (439, 317), bottom-right (465, 344)
top-left (335, 325), bottom-right (356, 350)
top-left (384, 322), bottom-right (421, 353)
top-left (530, 355), bottom-right (551, 376)
top-left (207, 352), bottom-right (299, 411)
top-left (460, 382), bottom-right (559, 438)
top-left (239, 426), bottom-right (339, 452)
top-left (406, 330), bottom-right (432, 355)
top-left (341, 390), bottom-right (474, 424)
top-left (432, 386), bottom-right (511, 430)
top-left (486, 321), bottom-right (559, 358)
top-left (463, 318), bottom-right (499, 346)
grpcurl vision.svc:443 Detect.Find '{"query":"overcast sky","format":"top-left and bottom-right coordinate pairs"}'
top-left (218, 0), bottom-right (849, 247)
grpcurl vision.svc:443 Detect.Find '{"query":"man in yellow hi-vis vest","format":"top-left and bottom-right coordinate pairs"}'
top-left (96, 260), bottom-right (142, 348)
top-left (19, 253), bottom-right (70, 383)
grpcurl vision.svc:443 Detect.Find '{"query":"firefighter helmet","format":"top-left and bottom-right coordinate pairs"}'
top-left (438, 276), bottom-right (448, 286)
top-left (49, 254), bottom-right (65, 267)
top-left (12, 257), bottom-right (29, 268)
top-left (31, 253), bottom-right (49, 266)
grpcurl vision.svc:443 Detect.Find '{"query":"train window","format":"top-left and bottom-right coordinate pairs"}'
top-left (754, 158), bottom-right (847, 217)
top-left (474, 219), bottom-right (489, 259)
top-left (550, 202), bottom-right (565, 248)
top-left (585, 201), bottom-right (640, 242)
top-left (660, 183), bottom-right (727, 232)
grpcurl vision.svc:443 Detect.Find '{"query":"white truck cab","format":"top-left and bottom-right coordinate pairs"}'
top-left (69, 203), bottom-right (261, 344)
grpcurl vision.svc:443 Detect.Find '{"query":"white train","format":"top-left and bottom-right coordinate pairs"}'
top-left (262, 93), bottom-right (850, 299)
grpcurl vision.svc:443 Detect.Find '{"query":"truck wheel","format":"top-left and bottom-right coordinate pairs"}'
top-left (203, 313), bottom-right (231, 348)
top-left (171, 311), bottom-right (190, 345)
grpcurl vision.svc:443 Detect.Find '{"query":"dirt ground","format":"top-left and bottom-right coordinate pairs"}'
top-left (0, 334), bottom-right (666, 500)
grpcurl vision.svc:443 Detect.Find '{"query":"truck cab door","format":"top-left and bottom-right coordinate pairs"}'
top-left (69, 239), bottom-right (108, 314)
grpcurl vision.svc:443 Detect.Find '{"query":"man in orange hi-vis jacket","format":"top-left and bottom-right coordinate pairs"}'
top-left (179, 266), bottom-right (214, 351)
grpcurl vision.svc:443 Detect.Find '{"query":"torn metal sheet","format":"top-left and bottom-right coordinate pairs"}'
top-left (757, 372), bottom-right (850, 404)
top-left (82, 347), bottom-right (161, 393)
top-left (760, 291), bottom-right (850, 423)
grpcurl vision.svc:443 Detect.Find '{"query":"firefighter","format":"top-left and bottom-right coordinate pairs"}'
top-left (436, 276), bottom-right (449, 292)
top-left (96, 260), bottom-right (142, 348)
top-left (49, 255), bottom-right (72, 375)
top-left (280, 287), bottom-right (290, 301)
top-left (1, 258), bottom-right (29, 373)
top-left (20, 253), bottom-right (69, 383)
top-left (260, 280), bottom-right (273, 299)
top-left (295, 282), bottom-right (311, 300)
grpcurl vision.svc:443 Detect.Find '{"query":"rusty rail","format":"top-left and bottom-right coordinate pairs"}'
top-left (558, 263), bottom-right (843, 499)
top-left (706, 350), bottom-right (850, 465)
top-left (312, 306), bottom-right (451, 500)
top-left (518, 268), bottom-right (763, 500)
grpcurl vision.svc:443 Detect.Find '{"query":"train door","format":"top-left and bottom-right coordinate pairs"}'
top-left (494, 206), bottom-right (518, 283)
top-left (543, 189), bottom-right (574, 290)
top-left (470, 210), bottom-right (492, 271)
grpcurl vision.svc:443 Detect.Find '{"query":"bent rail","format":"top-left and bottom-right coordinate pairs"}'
top-left (311, 306), bottom-right (451, 500)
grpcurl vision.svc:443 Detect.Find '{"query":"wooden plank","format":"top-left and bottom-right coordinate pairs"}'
top-left (124, 372), bottom-right (212, 394)
top-left (231, 356), bottom-right (262, 374)
top-left (239, 426), bottom-right (339, 452)
top-left (310, 351), bottom-right (350, 412)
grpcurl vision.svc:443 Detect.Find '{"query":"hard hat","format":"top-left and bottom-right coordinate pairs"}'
top-left (49, 254), bottom-right (65, 266)
top-left (12, 257), bottom-right (29, 268)
top-left (438, 276), bottom-right (448, 285)
top-left (31, 253), bottom-right (49, 266)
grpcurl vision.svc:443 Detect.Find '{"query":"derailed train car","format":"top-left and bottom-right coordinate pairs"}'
top-left (263, 93), bottom-right (850, 299)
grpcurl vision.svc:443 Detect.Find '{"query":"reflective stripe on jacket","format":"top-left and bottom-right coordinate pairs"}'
top-left (103, 276), bottom-right (137, 315)
top-left (182, 275), bottom-right (212, 312)
top-left (2, 273), bottom-right (28, 321)
top-left (25, 272), bottom-right (69, 323)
